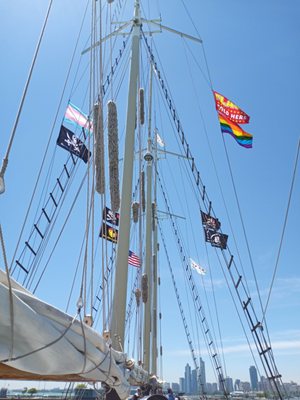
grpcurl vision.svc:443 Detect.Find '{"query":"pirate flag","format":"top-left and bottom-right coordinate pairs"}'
top-left (57, 125), bottom-right (91, 163)
top-left (201, 211), bottom-right (221, 231)
top-left (204, 227), bottom-right (228, 250)
top-left (100, 222), bottom-right (118, 243)
top-left (103, 206), bottom-right (120, 226)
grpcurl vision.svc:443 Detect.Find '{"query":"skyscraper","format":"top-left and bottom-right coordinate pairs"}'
top-left (234, 379), bottom-right (241, 391)
top-left (199, 357), bottom-right (206, 394)
top-left (179, 377), bottom-right (185, 393)
top-left (184, 363), bottom-right (191, 394)
top-left (225, 377), bottom-right (234, 393)
top-left (249, 366), bottom-right (258, 391)
top-left (191, 369), bottom-right (198, 394)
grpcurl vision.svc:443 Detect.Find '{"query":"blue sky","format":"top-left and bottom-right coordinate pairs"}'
top-left (0, 0), bottom-right (299, 391)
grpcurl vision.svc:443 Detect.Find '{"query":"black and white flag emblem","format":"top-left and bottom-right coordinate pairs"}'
top-left (204, 227), bottom-right (228, 250)
top-left (57, 125), bottom-right (91, 163)
top-left (103, 206), bottom-right (120, 226)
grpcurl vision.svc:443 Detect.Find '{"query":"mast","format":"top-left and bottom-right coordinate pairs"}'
top-left (110, 0), bottom-right (140, 350)
top-left (151, 130), bottom-right (158, 376)
top-left (143, 65), bottom-right (153, 372)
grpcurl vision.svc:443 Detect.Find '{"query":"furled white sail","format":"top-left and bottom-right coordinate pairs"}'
top-left (0, 270), bottom-right (148, 399)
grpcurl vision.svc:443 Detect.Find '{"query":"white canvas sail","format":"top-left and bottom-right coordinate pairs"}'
top-left (0, 270), bottom-right (148, 399)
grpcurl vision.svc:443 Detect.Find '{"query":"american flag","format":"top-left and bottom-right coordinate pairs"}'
top-left (128, 250), bottom-right (141, 267)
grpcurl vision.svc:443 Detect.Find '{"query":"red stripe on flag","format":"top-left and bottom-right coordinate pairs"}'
top-left (128, 250), bottom-right (141, 267)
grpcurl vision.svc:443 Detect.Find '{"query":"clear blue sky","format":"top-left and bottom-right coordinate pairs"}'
top-left (0, 0), bottom-right (299, 391)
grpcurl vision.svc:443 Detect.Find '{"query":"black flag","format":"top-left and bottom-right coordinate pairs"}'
top-left (204, 227), bottom-right (228, 250)
top-left (57, 125), bottom-right (91, 163)
top-left (100, 222), bottom-right (118, 243)
top-left (103, 206), bottom-right (120, 226)
top-left (201, 211), bottom-right (221, 231)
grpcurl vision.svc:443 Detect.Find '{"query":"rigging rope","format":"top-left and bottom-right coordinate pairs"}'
top-left (143, 32), bottom-right (285, 399)
top-left (221, 135), bottom-right (265, 318)
top-left (178, 1), bottom-right (264, 323)
top-left (9, 0), bottom-right (90, 277)
top-left (262, 137), bottom-right (300, 322)
top-left (180, 0), bottom-right (213, 90)
top-left (0, 0), bottom-right (54, 193)
top-left (158, 221), bottom-right (207, 398)
top-left (156, 170), bottom-right (228, 398)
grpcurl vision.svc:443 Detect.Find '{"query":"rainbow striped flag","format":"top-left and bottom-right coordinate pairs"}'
top-left (218, 114), bottom-right (253, 148)
top-left (64, 103), bottom-right (93, 133)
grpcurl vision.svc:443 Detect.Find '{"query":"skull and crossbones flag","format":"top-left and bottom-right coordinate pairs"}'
top-left (201, 211), bottom-right (221, 231)
top-left (204, 228), bottom-right (228, 250)
top-left (57, 125), bottom-right (91, 163)
top-left (103, 206), bottom-right (120, 226)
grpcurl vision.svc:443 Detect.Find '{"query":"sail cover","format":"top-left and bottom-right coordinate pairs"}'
top-left (0, 270), bottom-right (147, 399)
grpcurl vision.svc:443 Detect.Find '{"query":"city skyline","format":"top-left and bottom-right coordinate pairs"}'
top-left (2, 362), bottom-right (299, 397)
top-left (167, 362), bottom-right (299, 395)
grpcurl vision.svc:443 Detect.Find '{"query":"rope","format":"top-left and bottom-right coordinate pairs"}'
top-left (179, 0), bottom-right (213, 90)
top-left (221, 136), bottom-right (265, 317)
top-left (213, 248), bottom-right (263, 383)
top-left (0, 0), bottom-right (54, 192)
top-left (31, 170), bottom-right (88, 293)
top-left (0, 310), bottom-right (80, 364)
top-left (156, 171), bottom-right (228, 398)
top-left (262, 137), bottom-right (300, 322)
top-left (0, 224), bottom-right (14, 359)
top-left (9, 0), bottom-right (90, 276)
top-left (144, 36), bottom-right (285, 397)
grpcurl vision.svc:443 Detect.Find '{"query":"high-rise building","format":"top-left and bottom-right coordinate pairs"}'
top-left (240, 381), bottom-right (251, 392)
top-left (191, 369), bottom-right (198, 394)
top-left (234, 379), bottom-right (241, 391)
top-left (259, 376), bottom-right (271, 393)
top-left (171, 383), bottom-right (180, 393)
top-left (225, 377), bottom-right (234, 393)
top-left (249, 366), bottom-right (258, 391)
top-left (199, 358), bottom-right (206, 394)
top-left (184, 363), bottom-right (192, 394)
top-left (211, 383), bottom-right (218, 393)
top-left (179, 377), bottom-right (185, 393)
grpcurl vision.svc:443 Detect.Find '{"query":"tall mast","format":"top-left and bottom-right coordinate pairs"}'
top-left (143, 65), bottom-right (153, 372)
top-left (110, 0), bottom-right (140, 350)
top-left (151, 131), bottom-right (158, 376)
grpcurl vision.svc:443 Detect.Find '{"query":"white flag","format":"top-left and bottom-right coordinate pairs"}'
top-left (156, 132), bottom-right (165, 147)
top-left (190, 258), bottom-right (206, 275)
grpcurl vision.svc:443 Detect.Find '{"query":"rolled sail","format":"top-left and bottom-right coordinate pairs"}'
top-left (0, 270), bottom-right (148, 399)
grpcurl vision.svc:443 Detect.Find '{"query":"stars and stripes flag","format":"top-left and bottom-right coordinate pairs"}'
top-left (128, 250), bottom-right (141, 267)
top-left (190, 258), bottom-right (206, 275)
